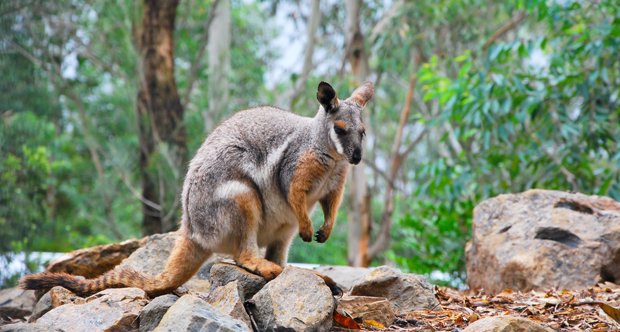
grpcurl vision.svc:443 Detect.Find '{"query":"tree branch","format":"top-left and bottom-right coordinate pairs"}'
top-left (181, 0), bottom-right (220, 108)
top-left (482, 10), bottom-right (526, 50)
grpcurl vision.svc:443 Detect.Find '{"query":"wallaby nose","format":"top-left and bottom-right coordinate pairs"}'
top-left (352, 148), bottom-right (362, 164)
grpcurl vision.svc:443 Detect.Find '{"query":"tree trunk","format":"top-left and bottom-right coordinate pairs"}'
top-left (205, 0), bottom-right (231, 131)
top-left (345, 0), bottom-right (372, 267)
top-left (135, 0), bottom-right (187, 235)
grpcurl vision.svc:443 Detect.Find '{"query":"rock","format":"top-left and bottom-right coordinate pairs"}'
top-left (249, 266), bottom-right (335, 331)
top-left (463, 316), bottom-right (555, 332)
top-left (36, 287), bottom-right (148, 331)
top-left (139, 294), bottom-right (178, 332)
top-left (28, 291), bottom-right (51, 322)
top-left (466, 189), bottom-right (620, 293)
top-left (336, 295), bottom-right (395, 327)
top-left (0, 288), bottom-right (35, 322)
top-left (118, 232), bottom-right (179, 277)
top-left (313, 265), bottom-right (372, 290)
top-left (46, 238), bottom-right (143, 278)
top-left (204, 281), bottom-right (251, 328)
top-left (153, 294), bottom-right (248, 332)
top-left (29, 286), bottom-right (84, 322)
top-left (350, 266), bottom-right (438, 314)
top-left (209, 263), bottom-right (266, 300)
top-left (0, 322), bottom-right (55, 332)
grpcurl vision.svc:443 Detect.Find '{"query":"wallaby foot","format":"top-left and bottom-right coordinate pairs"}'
top-left (235, 251), bottom-right (283, 281)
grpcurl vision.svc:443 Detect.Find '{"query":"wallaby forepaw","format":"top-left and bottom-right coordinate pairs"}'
top-left (315, 229), bottom-right (329, 243)
top-left (299, 229), bottom-right (313, 242)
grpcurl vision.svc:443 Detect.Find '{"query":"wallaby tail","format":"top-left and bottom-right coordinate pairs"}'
top-left (20, 235), bottom-right (211, 297)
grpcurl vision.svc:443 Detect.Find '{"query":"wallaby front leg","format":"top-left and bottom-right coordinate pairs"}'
top-left (289, 152), bottom-right (327, 242)
top-left (316, 170), bottom-right (347, 243)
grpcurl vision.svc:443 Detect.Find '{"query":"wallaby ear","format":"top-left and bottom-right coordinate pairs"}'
top-left (347, 81), bottom-right (374, 107)
top-left (317, 81), bottom-right (339, 113)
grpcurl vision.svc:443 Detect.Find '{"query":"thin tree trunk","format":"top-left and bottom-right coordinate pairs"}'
top-left (345, 0), bottom-right (372, 267)
top-left (205, 0), bottom-right (231, 131)
top-left (286, 0), bottom-right (321, 110)
top-left (135, 0), bottom-right (187, 235)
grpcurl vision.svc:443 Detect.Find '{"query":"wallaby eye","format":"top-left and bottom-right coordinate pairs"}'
top-left (334, 126), bottom-right (346, 136)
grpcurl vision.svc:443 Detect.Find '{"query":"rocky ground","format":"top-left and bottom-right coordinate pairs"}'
top-left (2, 189), bottom-right (620, 331)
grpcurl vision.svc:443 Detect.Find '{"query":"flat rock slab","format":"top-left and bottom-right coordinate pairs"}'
top-left (139, 294), bottom-right (178, 332)
top-left (36, 287), bottom-right (148, 331)
top-left (153, 294), bottom-right (249, 332)
top-left (249, 266), bottom-right (335, 331)
top-left (463, 317), bottom-right (555, 332)
top-left (0, 288), bottom-right (35, 323)
top-left (350, 265), bottom-right (439, 314)
top-left (313, 266), bottom-right (372, 290)
top-left (337, 295), bottom-right (395, 327)
top-left (466, 189), bottom-right (620, 292)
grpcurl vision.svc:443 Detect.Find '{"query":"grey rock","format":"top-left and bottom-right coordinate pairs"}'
top-left (466, 189), bottom-right (620, 292)
top-left (139, 294), bottom-right (178, 332)
top-left (463, 316), bottom-right (555, 332)
top-left (153, 294), bottom-right (249, 332)
top-left (27, 291), bottom-right (51, 322)
top-left (313, 265), bottom-right (372, 290)
top-left (350, 265), bottom-right (438, 314)
top-left (0, 288), bottom-right (35, 322)
top-left (209, 263), bottom-right (265, 300)
top-left (29, 286), bottom-right (86, 322)
top-left (204, 281), bottom-right (251, 328)
top-left (0, 322), bottom-right (55, 332)
top-left (36, 287), bottom-right (148, 331)
top-left (118, 232), bottom-right (179, 277)
top-left (249, 266), bottom-right (335, 332)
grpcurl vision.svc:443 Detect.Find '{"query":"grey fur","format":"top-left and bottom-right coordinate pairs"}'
top-left (180, 81), bottom-right (373, 266)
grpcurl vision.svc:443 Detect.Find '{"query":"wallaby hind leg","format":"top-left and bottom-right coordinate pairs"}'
top-left (145, 234), bottom-right (211, 296)
top-left (229, 189), bottom-right (283, 280)
top-left (264, 226), bottom-right (295, 267)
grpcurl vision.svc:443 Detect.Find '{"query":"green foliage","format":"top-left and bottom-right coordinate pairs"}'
top-left (2, 0), bottom-right (619, 290)
top-left (387, 0), bottom-right (620, 285)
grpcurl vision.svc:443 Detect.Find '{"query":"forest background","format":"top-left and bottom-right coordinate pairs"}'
top-left (1, 0), bottom-right (619, 288)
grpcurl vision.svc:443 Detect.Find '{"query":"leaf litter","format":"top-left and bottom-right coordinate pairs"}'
top-left (332, 282), bottom-right (620, 331)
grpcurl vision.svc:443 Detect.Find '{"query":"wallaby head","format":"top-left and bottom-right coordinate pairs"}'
top-left (316, 81), bottom-right (374, 165)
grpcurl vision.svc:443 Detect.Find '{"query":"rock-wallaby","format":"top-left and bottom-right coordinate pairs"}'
top-left (21, 81), bottom-right (374, 297)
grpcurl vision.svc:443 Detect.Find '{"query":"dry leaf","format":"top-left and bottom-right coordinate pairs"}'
top-left (363, 319), bottom-right (385, 329)
top-left (333, 310), bottom-right (361, 330)
top-left (598, 303), bottom-right (620, 323)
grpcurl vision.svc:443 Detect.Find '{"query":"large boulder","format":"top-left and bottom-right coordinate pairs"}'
top-left (248, 266), bottom-right (335, 331)
top-left (46, 238), bottom-right (143, 278)
top-left (153, 294), bottom-right (249, 332)
top-left (349, 266), bottom-right (438, 314)
top-left (466, 189), bottom-right (620, 293)
top-left (0, 288), bottom-right (35, 323)
top-left (463, 317), bottom-right (555, 332)
top-left (36, 287), bottom-right (148, 331)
